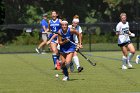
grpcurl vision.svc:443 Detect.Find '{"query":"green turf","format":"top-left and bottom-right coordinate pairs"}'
top-left (0, 43), bottom-right (138, 53)
top-left (0, 51), bottom-right (140, 93)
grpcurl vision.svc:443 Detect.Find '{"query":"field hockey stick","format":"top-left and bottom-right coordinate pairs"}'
top-left (52, 31), bottom-right (96, 66)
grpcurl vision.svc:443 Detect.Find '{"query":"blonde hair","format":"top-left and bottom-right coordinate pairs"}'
top-left (120, 13), bottom-right (126, 18)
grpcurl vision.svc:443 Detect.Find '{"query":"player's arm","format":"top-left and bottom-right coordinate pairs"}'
top-left (79, 26), bottom-right (83, 47)
top-left (128, 31), bottom-right (135, 37)
top-left (42, 26), bottom-right (49, 33)
top-left (70, 29), bottom-right (82, 47)
top-left (47, 34), bottom-right (58, 44)
top-left (115, 24), bottom-right (124, 36)
top-left (41, 20), bottom-right (49, 33)
top-left (58, 31), bottom-right (69, 45)
top-left (49, 34), bottom-right (58, 40)
top-left (59, 19), bottom-right (62, 24)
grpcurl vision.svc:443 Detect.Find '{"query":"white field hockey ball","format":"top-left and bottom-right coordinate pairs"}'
top-left (55, 74), bottom-right (59, 78)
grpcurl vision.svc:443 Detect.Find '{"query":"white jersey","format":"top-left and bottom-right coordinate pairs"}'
top-left (116, 22), bottom-right (130, 44)
top-left (68, 25), bottom-right (82, 43)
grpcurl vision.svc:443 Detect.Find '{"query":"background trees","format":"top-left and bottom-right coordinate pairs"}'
top-left (0, 0), bottom-right (140, 44)
top-left (3, 0), bottom-right (140, 24)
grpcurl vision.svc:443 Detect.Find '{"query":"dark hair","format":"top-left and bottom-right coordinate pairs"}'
top-left (51, 10), bottom-right (62, 19)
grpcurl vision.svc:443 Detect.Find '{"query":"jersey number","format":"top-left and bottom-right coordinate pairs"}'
top-left (53, 26), bottom-right (57, 32)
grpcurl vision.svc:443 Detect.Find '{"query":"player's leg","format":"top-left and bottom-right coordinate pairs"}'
top-left (36, 34), bottom-right (47, 53)
top-left (121, 46), bottom-right (128, 69)
top-left (62, 52), bottom-right (74, 81)
top-left (135, 55), bottom-right (140, 64)
top-left (127, 43), bottom-right (135, 67)
top-left (41, 44), bottom-right (46, 54)
top-left (60, 53), bottom-right (69, 81)
top-left (50, 42), bottom-right (59, 69)
top-left (72, 51), bottom-right (83, 72)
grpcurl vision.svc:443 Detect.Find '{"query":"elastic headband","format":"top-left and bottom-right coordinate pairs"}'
top-left (72, 18), bottom-right (79, 23)
top-left (62, 20), bottom-right (68, 24)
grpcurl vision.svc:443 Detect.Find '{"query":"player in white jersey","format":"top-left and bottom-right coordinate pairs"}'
top-left (116, 13), bottom-right (135, 70)
top-left (68, 15), bottom-right (83, 72)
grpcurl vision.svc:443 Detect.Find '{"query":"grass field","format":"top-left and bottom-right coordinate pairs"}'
top-left (0, 51), bottom-right (140, 93)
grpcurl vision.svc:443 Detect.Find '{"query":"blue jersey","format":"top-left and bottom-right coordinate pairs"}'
top-left (60, 27), bottom-right (76, 53)
top-left (40, 19), bottom-right (48, 33)
top-left (49, 19), bottom-right (61, 43)
top-left (50, 19), bottom-right (61, 33)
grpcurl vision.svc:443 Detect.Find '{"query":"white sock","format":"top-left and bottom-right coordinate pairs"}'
top-left (73, 56), bottom-right (80, 69)
top-left (127, 53), bottom-right (134, 64)
top-left (122, 56), bottom-right (127, 66)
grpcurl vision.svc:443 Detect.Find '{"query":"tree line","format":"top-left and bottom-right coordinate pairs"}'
top-left (0, 0), bottom-right (140, 44)
top-left (2, 0), bottom-right (140, 24)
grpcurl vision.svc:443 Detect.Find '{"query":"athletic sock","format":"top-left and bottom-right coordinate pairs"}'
top-left (122, 56), bottom-right (127, 66)
top-left (138, 55), bottom-right (140, 59)
top-left (62, 63), bottom-right (70, 76)
top-left (52, 54), bottom-right (57, 66)
top-left (57, 55), bottom-right (60, 60)
top-left (127, 53), bottom-right (134, 64)
top-left (73, 56), bottom-right (80, 69)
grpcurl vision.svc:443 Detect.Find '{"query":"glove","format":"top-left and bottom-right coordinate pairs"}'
top-left (129, 33), bottom-right (135, 37)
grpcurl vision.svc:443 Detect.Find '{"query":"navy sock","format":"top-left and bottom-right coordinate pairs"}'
top-left (138, 55), bottom-right (140, 59)
top-left (57, 55), bottom-right (60, 60)
top-left (62, 66), bottom-right (68, 76)
top-left (52, 54), bottom-right (57, 65)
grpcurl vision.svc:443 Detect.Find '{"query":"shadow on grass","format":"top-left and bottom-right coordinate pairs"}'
top-left (69, 78), bottom-right (85, 81)
top-left (119, 67), bottom-right (136, 70)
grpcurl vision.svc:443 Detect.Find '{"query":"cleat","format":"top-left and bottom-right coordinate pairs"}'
top-left (41, 50), bottom-right (46, 54)
top-left (122, 65), bottom-right (127, 70)
top-left (62, 76), bottom-right (69, 81)
top-left (35, 48), bottom-right (41, 54)
top-left (78, 67), bottom-right (83, 72)
top-left (135, 55), bottom-right (139, 64)
top-left (54, 64), bottom-right (57, 70)
top-left (70, 62), bottom-right (74, 72)
top-left (56, 60), bottom-right (61, 70)
top-left (41, 52), bottom-right (46, 54)
top-left (128, 63), bottom-right (132, 68)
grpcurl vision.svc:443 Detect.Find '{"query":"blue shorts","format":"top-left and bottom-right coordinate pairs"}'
top-left (60, 42), bottom-right (76, 54)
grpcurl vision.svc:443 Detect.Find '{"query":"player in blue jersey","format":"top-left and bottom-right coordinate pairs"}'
top-left (58, 21), bottom-right (82, 81)
top-left (47, 10), bottom-right (62, 70)
top-left (35, 13), bottom-right (49, 54)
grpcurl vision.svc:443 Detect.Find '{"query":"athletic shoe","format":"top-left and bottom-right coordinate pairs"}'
top-left (62, 76), bottom-right (69, 81)
top-left (128, 63), bottom-right (132, 68)
top-left (135, 55), bottom-right (139, 64)
top-left (54, 64), bottom-right (57, 70)
top-left (35, 48), bottom-right (41, 53)
top-left (70, 62), bottom-right (74, 72)
top-left (41, 52), bottom-right (46, 54)
top-left (78, 67), bottom-right (84, 72)
top-left (122, 65), bottom-right (127, 70)
top-left (56, 60), bottom-right (61, 70)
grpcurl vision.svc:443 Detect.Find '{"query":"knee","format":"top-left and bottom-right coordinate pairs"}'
top-left (130, 49), bottom-right (135, 54)
top-left (51, 48), bottom-right (57, 53)
top-left (61, 62), bottom-right (65, 68)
